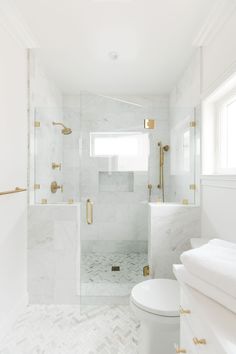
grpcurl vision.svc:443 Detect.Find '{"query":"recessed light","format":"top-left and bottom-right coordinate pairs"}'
top-left (108, 51), bottom-right (119, 60)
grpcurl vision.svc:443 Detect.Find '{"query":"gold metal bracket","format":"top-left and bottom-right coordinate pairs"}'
top-left (34, 184), bottom-right (40, 190)
top-left (144, 119), bottom-right (155, 129)
top-left (190, 121), bottom-right (196, 128)
top-left (143, 265), bottom-right (150, 276)
top-left (182, 199), bottom-right (189, 205)
top-left (189, 184), bottom-right (196, 190)
top-left (34, 121), bottom-right (40, 128)
top-left (41, 199), bottom-right (47, 204)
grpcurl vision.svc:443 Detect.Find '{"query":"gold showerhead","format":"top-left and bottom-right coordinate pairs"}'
top-left (52, 122), bottom-right (72, 135)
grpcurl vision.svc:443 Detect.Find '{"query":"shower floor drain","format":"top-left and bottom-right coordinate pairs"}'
top-left (111, 266), bottom-right (120, 271)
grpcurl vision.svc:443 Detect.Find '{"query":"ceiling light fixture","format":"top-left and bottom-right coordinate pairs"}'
top-left (108, 51), bottom-right (119, 60)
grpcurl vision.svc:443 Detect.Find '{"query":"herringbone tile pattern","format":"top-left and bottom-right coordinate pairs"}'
top-left (0, 305), bottom-right (139, 354)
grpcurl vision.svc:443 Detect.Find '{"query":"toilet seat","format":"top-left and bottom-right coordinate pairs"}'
top-left (131, 279), bottom-right (179, 317)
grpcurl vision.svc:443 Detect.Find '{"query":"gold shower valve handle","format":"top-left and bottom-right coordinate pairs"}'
top-left (51, 181), bottom-right (63, 193)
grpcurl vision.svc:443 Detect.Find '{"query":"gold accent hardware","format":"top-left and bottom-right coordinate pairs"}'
top-left (143, 265), bottom-right (150, 277)
top-left (144, 119), bottom-right (156, 129)
top-left (34, 121), bottom-right (40, 128)
top-left (50, 181), bottom-right (63, 193)
top-left (0, 187), bottom-right (27, 196)
top-left (68, 199), bottom-right (74, 204)
top-left (148, 184), bottom-right (152, 202)
top-left (52, 122), bottom-right (72, 135)
top-left (86, 199), bottom-right (93, 225)
top-left (189, 184), bottom-right (196, 190)
top-left (41, 199), bottom-right (47, 204)
top-left (190, 121), bottom-right (196, 128)
top-left (112, 266), bottom-right (120, 271)
top-left (157, 142), bottom-right (170, 202)
top-left (193, 337), bottom-right (206, 345)
top-left (175, 347), bottom-right (186, 353)
top-left (182, 199), bottom-right (189, 205)
top-left (52, 162), bottom-right (62, 170)
top-left (179, 306), bottom-right (191, 315)
top-left (34, 184), bottom-right (40, 190)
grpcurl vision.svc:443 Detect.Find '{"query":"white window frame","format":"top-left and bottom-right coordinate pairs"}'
top-left (216, 90), bottom-right (236, 175)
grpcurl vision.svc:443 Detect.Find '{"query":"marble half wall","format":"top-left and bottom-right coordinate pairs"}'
top-left (148, 203), bottom-right (200, 279)
top-left (28, 204), bottom-right (80, 304)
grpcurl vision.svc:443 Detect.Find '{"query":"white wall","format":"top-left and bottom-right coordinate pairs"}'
top-left (0, 24), bottom-right (28, 336)
top-left (201, 8), bottom-right (236, 241)
top-left (170, 7), bottom-right (236, 242)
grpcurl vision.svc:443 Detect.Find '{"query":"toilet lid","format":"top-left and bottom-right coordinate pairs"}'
top-left (131, 279), bottom-right (180, 317)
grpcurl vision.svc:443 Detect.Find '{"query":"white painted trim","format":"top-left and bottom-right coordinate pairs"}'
top-left (0, 293), bottom-right (28, 343)
top-left (201, 61), bottom-right (236, 101)
top-left (201, 175), bottom-right (236, 190)
top-left (0, 0), bottom-right (38, 48)
top-left (193, 0), bottom-right (236, 47)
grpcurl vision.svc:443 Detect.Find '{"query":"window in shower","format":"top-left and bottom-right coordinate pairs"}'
top-left (90, 132), bottom-right (149, 171)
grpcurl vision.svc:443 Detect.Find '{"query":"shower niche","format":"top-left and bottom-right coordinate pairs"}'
top-left (99, 171), bottom-right (134, 192)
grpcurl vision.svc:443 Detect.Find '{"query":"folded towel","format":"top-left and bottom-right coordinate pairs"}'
top-left (209, 238), bottom-right (236, 250)
top-left (180, 240), bottom-right (236, 299)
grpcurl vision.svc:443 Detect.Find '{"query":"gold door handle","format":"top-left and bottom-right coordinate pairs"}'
top-left (179, 306), bottom-right (191, 315)
top-left (193, 337), bottom-right (206, 345)
top-left (0, 187), bottom-right (27, 196)
top-left (86, 199), bottom-right (93, 225)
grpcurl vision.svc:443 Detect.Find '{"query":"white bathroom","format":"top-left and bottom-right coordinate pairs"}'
top-left (1, 0), bottom-right (236, 353)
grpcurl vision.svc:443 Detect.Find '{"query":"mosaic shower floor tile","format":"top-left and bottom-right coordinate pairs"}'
top-left (0, 305), bottom-right (139, 354)
top-left (81, 252), bottom-right (147, 297)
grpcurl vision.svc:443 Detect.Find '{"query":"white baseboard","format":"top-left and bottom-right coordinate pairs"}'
top-left (0, 292), bottom-right (29, 343)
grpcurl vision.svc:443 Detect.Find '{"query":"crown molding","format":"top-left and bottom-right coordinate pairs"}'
top-left (193, 0), bottom-right (236, 47)
top-left (0, 0), bottom-right (38, 48)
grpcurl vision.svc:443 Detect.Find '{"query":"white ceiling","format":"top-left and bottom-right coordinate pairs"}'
top-left (13, 0), bottom-right (215, 95)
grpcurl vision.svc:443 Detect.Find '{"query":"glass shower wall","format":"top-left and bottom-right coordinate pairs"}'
top-left (79, 93), bottom-right (170, 300)
top-left (169, 107), bottom-right (196, 204)
top-left (34, 107), bottom-right (80, 204)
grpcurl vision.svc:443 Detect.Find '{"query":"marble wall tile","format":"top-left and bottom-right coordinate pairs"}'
top-left (28, 204), bottom-right (80, 304)
top-left (148, 203), bottom-right (200, 279)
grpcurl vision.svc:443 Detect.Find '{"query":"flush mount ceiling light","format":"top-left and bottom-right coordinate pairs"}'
top-left (108, 51), bottom-right (119, 60)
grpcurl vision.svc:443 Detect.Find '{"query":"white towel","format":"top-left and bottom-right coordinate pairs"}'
top-left (180, 240), bottom-right (236, 299)
top-left (209, 238), bottom-right (236, 250)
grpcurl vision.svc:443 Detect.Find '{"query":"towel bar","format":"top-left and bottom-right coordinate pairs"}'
top-left (0, 187), bottom-right (27, 196)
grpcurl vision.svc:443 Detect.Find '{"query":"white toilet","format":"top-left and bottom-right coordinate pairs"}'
top-left (130, 278), bottom-right (180, 354)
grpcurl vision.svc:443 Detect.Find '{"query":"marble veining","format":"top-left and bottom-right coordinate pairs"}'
top-left (0, 305), bottom-right (139, 354)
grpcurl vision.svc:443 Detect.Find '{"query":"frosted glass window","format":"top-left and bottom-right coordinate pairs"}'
top-left (218, 96), bottom-right (236, 172)
top-left (90, 132), bottom-right (149, 171)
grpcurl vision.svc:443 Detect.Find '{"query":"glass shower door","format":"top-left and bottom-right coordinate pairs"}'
top-left (79, 92), bottom-right (150, 301)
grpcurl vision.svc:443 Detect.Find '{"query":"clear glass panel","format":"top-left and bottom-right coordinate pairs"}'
top-left (169, 107), bottom-right (196, 204)
top-left (34, 107), bottom-right (79, 204)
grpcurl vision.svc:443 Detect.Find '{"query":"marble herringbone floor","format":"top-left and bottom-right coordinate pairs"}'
top-left (0, 305), bottom-right (139, 354)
